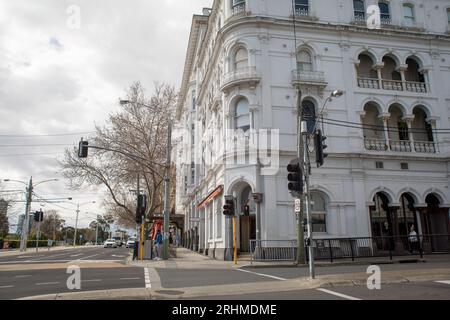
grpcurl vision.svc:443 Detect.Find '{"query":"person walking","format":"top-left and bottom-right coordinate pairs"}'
top-left (409, 224), bottom-right (419, 253)
top-left (153, 230), bottom-right (163, 260)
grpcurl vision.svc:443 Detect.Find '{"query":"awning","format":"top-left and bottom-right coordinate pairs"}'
top-left (197, 185), bottom-right (224, 209)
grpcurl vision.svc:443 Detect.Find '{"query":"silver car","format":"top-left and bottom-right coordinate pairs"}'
top-left (103, 239), bottom-right (118, 248)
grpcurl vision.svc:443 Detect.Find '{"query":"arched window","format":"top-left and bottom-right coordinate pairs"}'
top-left (302, 100), bottom-right (316, 134)
top-left (234, 47), bottom-right (248, 70)
top-left (353, 0), bottom-right (365, 21)
top-left (297, 50), bottom-right (312, 72)
top-left (403, 4), bottom-right (415, 27)
top-left (234, 98), bottom-right (250, 132)
top-left (378, 1), bottom-right (391, 24)
top-left (311, 192), bottom-right (327, 232)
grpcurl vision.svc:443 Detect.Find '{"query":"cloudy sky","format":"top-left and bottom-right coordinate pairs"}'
top-left (0, 0), bottom-right (212, 231)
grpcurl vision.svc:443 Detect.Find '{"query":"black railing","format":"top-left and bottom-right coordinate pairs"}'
top-left (249, 235), bottom-right (450, 263)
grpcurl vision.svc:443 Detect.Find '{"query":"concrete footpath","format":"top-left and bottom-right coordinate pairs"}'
top-left (20, 248), bottom-right (450, 300)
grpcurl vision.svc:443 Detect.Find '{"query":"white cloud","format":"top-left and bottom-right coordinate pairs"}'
top-left (0, 0), bottom-right (212, 230)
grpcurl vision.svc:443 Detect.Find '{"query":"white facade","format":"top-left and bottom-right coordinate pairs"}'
top-left (175, 0), bottom-right (450, 260)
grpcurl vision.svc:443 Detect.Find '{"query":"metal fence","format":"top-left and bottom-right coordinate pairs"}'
top-left (249, 234), bottom-right (450, 264)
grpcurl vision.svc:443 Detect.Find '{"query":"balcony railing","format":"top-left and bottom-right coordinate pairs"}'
top-left (357, 77), bottom-right (380, 89)
top-left (295, 6), bottom-right (309, 17)
top-left (364, 138), bottom-right (388, 151)
top-left (364, 139), bottom-right (436, 153)
top-left (357, 77), bottom-right (428, 93)
top-left (353, 12), bottom-right (366, 23)
top-left (390, 140), bottom-right (412, 152)
top-left (381, 16), bottom-right (392, 25)
top-left (414, 141), bottom-right (436, 153)
top-left (405, 81), bottom-right (428, 93)
top-left (292, 70), bottom-right (326, 85)
top-left (220, 66), bottom-right (260, 92)
top-left (382, 79), bottom-right (403, 91)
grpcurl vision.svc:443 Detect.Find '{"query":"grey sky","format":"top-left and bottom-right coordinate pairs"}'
top-left (0, 0), bottom-right (212, 231)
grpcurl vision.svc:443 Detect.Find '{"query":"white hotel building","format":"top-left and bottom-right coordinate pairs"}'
top-left (175, 0), bottom-right (450, 260)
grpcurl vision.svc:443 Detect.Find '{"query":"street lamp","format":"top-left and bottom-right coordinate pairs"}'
top-left (119, 99), bottom-right (172, 261)
top-left (63, 201), bottom-right (96, 246)
top-left (3, 177), bottom-right (59, 251)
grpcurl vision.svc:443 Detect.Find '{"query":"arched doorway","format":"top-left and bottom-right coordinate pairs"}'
top-left (398, 193), bottom-right (418, 237)
top-left (421, 194), bottom-right (450, 252)
top-left (370, 192), bottom-right (396, 251)
top-left (239, 185), bottom-right (256, 252)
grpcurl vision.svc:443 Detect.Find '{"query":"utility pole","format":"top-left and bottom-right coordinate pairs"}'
top-left (295, 89), bottom-right (306, 265)
top-left (73, 203), bottom-right (80, 246)
top-left (95, 216), bottom-right (99, 245)
top-left (20, 177), bottom-right (33, 252)
top-left (163, 123), bottom-right (172, 260)
top-left (138, 173), bottom-right (144, 261)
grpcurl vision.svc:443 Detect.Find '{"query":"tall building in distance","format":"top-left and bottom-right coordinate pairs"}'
top-left (175, 0), bottom-right (450, 260)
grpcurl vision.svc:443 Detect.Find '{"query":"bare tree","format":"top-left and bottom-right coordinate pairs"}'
top-left (39, 210), bottom-right (63, 240)
top-left (60, 82), bottom-right (177, 229)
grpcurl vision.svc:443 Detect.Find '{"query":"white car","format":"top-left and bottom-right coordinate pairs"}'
top-left (103, 239), bottom-right (118, 248)
top-left (125, 239), bottom-right (136, 248)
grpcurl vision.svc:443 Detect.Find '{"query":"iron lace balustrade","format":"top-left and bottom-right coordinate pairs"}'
top-left (231, 2), bottom-right (246, 16)
top-left (295, 6), bottom-right (309, 17)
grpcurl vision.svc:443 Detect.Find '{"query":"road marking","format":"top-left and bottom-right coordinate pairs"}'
top-left (236, 268), bottom-right (287, 281)
top-left (14, 275), bottom-right (32, 278)
top-left (35, 282), bottom-right (60, 286)
top-left (317, 288), bottom-right (362, 301)
top-left (435, 280), bottom-right (450, 285)
top-left (120, 277), bottom-right (141, 281)
top-left (144, 268), bottom-right (151, 288)
top-left (70, 254), bottom-right (83, 257)
top-left (112, 255), bottom-right (125, 258)
top-left (82, 279), bottom-right (102, 282)
top-left (0, 285), bottom-right (14, 289)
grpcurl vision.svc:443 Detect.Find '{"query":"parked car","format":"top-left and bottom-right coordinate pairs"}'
top-left (103, 239), bottom-right (118, 248)
top-left (84, 241), bottom-right (93, 246)
top-left (125, 239), bottom-right (135, 248)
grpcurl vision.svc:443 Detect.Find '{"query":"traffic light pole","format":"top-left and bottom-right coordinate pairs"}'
top-left (162, 123), bottom-right (172, 260)
top-left (295, 89), bottom-right (306, 266)
top-left (302, 122), bottom-right (315, 279)
top-left (36, 220), bottom-right (41, 252)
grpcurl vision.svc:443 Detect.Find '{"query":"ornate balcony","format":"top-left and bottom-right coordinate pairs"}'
top-left (357, 77), bottom-right (380, 89)
top-left (357, 77), bottom-right (428, 93)
top-left (414, 141), bottom-right (436, 153)
top-left (220, 66), bottom-right (260, 92)
top-left (292, 70), bottom-right (327, 87)
top-left (364, 138), bottom-right (388, 151)
top-left (231, 3), bottom-right (246, 16)
top-left (390, 140), bottom-right (412, 152)
top-left (364, 139), bottom-right (436, 153)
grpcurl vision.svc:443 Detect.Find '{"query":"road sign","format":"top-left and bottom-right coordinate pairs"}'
top-left (294, 199), bottom-right (301, 213)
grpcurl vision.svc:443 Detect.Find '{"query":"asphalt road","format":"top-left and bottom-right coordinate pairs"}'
top-left (187, 281), bottom-right (450, 300)
top-left (0, 246), bottom-right (144, 299)
top-left (0, 246), bottom-right (131, 265)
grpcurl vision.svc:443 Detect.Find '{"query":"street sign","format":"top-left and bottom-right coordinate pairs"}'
top-left (294, 199), bottom-right (301, 213)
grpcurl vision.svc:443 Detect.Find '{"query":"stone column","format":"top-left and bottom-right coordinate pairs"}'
top-left (379, 113), bottom-right (391, 151)
top-left (403, 114), bottom-right (415, 152)
top-left (397, 64), bottom-right (408, 91)
top-left (426, 118), bottom-right (439, 153)
top-left (375, 64), bottom-right (384, 89)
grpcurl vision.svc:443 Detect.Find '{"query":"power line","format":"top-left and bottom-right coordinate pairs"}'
top-left (0, 152), bottom-right (60, 157)
top-left (0, 131), bottom-right (95, 138)
top-left (0, 144), bottom-right (73, 148)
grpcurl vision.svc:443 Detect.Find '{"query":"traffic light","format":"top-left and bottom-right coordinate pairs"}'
top-left (136, 194), bottom-right (147, 224)
top-left (287, 158), bottom-right (303, 195)
top-left (315, 129), bottom-right (328, 168)
top-left (34, 211), bottom-right (44, 222)
top-left (223, 198), bottom-right (235, 216)
top-left (78, 140), bottom-right (89, 158)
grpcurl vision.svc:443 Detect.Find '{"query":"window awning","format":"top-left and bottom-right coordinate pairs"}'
top-left (197, 185), bottom-right (224, 209)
